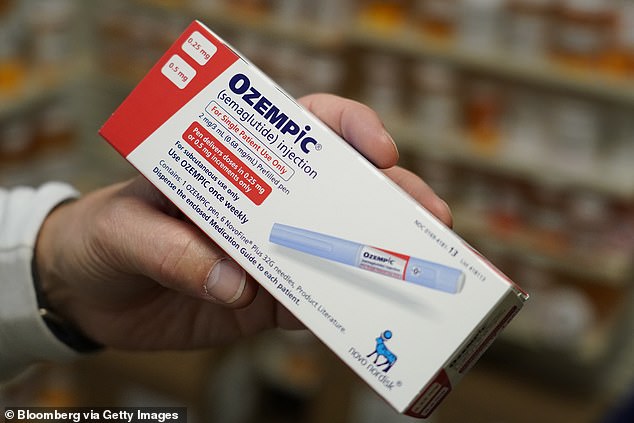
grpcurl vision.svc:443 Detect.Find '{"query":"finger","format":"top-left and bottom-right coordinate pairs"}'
top-left (383, 166), bottom-right (453, 227)
top-left (299, 94), bottom-right (399, 169)
top-left (102, 180), bottom-right (259, 307)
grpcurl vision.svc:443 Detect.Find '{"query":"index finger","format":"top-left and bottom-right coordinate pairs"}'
top-left (298, 93), bottom-right (399, 169)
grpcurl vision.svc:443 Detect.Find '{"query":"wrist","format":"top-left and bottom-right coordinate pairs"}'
top-left (33, 201), bottom-right (103, 353)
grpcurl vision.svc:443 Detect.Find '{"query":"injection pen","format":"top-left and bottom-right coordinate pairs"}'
top-left (269, 223), bottom-right (465, 294)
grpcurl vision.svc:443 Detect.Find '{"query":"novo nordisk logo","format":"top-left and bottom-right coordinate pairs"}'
top-left (367, 330), bottom-right (397, 372)
top-left (348, 330), bottom-right (401, 391)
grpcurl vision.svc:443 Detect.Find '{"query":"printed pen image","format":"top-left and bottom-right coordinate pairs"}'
top-left (269, 223), bottom-right (465, 294)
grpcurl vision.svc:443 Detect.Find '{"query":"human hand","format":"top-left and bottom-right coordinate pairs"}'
top-left (34, 94), bottom-right (452, 351)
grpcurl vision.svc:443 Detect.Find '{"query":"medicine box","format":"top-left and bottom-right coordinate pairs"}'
top-left (100, 20), bottom-right (528, 418)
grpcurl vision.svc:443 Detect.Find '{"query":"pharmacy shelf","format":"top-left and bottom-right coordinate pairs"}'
top-left (452, 207), bottom-right (633, 286)
top-left (0, 75), bottom-right (64, 119)
top-left (134, 0), bottom-right (346, 50)
top-left (391, 120), bottom-right (634, 203)
top-left (197, 7), bottom-right (346, 50)
top-left (349, 24), bottom-right (634, 105)
top-left (500, 291), bottom-right (630, 367)
top-left (0, 59), bottom-right (91, 119)
top-left (0, 149), bottom-right (83, 187)
top-left (132, 1), bottom-right (634, 104)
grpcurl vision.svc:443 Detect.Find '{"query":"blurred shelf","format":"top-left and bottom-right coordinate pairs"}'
top-left (0, 59), bottom-right (91, 119)
top-left (198, 7), bottom-right (346, 50)
top-left (496, 289), bottom-right (632, 390)
top-left (134, 1), bottom-right (634, 104)
top-left (0, 74), bottom-right (66, 119)
top-left (391, 120), bottom-right (634, 202)
top-left (135, 0), bottom-right (346, 50)
top-left (0, 149), bottom-right (83, 187)
top-left (452, 207), bottom-right (633, 286)
top-left (350, 24), bottom-right (634, 104)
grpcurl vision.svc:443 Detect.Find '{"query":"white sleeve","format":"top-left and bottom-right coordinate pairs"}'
top-left (0, 182), bottom-right (80, 382)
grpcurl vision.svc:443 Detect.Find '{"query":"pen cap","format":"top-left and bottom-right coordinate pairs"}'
top-left (269, 223), bottom-right (361, 266)
top-left (405, 257), bottom-right (466, 294)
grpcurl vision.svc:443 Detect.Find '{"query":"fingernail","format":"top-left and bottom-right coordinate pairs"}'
top-left (383, 130), bottom-right (399, 158)
top-left (439, 199), bottom-right (454, 227)
top-left (204, 259), bottom-right (247, 304)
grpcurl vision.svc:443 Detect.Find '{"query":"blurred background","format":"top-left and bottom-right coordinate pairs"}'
top-left (1, 0), bottom-right (633, 422)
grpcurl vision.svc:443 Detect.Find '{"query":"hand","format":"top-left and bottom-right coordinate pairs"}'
top-left (34, 94), bottom-right (452, 351)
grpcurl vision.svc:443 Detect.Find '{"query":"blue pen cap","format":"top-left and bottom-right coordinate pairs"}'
top-left (269, 223), bottom-right (361, 266)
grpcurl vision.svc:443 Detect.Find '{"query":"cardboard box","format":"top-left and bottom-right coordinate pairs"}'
top-left (100, 21), bottom-right (528, 418)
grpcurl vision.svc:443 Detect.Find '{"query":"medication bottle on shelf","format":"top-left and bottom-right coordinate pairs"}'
top-left (528, 181), bottom-right (570, 254)
top-left (414, 0), bottom-right (458, 40)
top-left (506, 0), bottom-right (554, 61)
top-left (614, 0), bottom-right (634, 75)
top-left (607, 202), bottom-right (634, 255)
top-left (457, 0), bottom-right (506, 54)
top-left (267, 43), bottom-right (306, 98)
top-left (548, 95), bottom-right (603, 177)
top-left (271, 0), bottom-right (307, 23)
top-left (462, 78), bottom-right (505, 154)
top-left (27, 0), bottom-right (76, 82)
top-left (459, 168), bottom-right (498, 218)
top-left (311, 0), bottom-right (355, 29)
top-left (411, 60), bottom-right (459, 142)
top-left (358, 0), bottom-right (409, 29)
top-left (550, 0), bottom-right (618, 72)
top-left (0, 117), bottom-right (35, 162)
top-left (565, 189), bottom-right (612, 254)
top-left (602, 105), bottom-right (634, 185)
top-left (361, 52), bottom-right (404, 119)
top-left (33, 98), bottom-right (76, 154)
top-left (505, 87), bottom-right (549, 161)
top-left (0, 4), bottom-right (26, 97)
top-left (303, 51), bottom-right (345, 95)
top-left (488, 179), bottom-right (529, 235)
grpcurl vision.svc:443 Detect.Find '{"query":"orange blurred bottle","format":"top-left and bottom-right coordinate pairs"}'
top-left (359, 0), bottom-right (409, 29)
top-left (414, 0), bottom-right (458, 40)
top-left (0, 3), bottom-right (26, 96)
top-left (614, 0), bottom-right (634, 75)
top-left (0, 50), bottom-right (24, 96)
top-left (463, 79), bottom-right (504, 154)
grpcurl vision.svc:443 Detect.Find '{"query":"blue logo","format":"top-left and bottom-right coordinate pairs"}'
top-left (367, 330), bottom-right (397, 372)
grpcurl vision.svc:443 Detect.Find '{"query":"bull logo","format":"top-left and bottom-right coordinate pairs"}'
top-left (367, 330), bottom-right (397, 372)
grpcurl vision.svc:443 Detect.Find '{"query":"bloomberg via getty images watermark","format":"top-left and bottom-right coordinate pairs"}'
top-left (3, 407), bottom-right (186, 422)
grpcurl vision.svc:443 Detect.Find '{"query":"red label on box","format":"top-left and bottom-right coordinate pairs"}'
top-left (182, 122), bottom-right (272, 205)
top-left (99, 21), bottom-right (239, 157)
top-left (405, 369), bottom-right (452, 418)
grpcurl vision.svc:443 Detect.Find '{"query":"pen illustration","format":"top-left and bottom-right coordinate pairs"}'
top-left (269, 223), bottom-right (465, 294)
